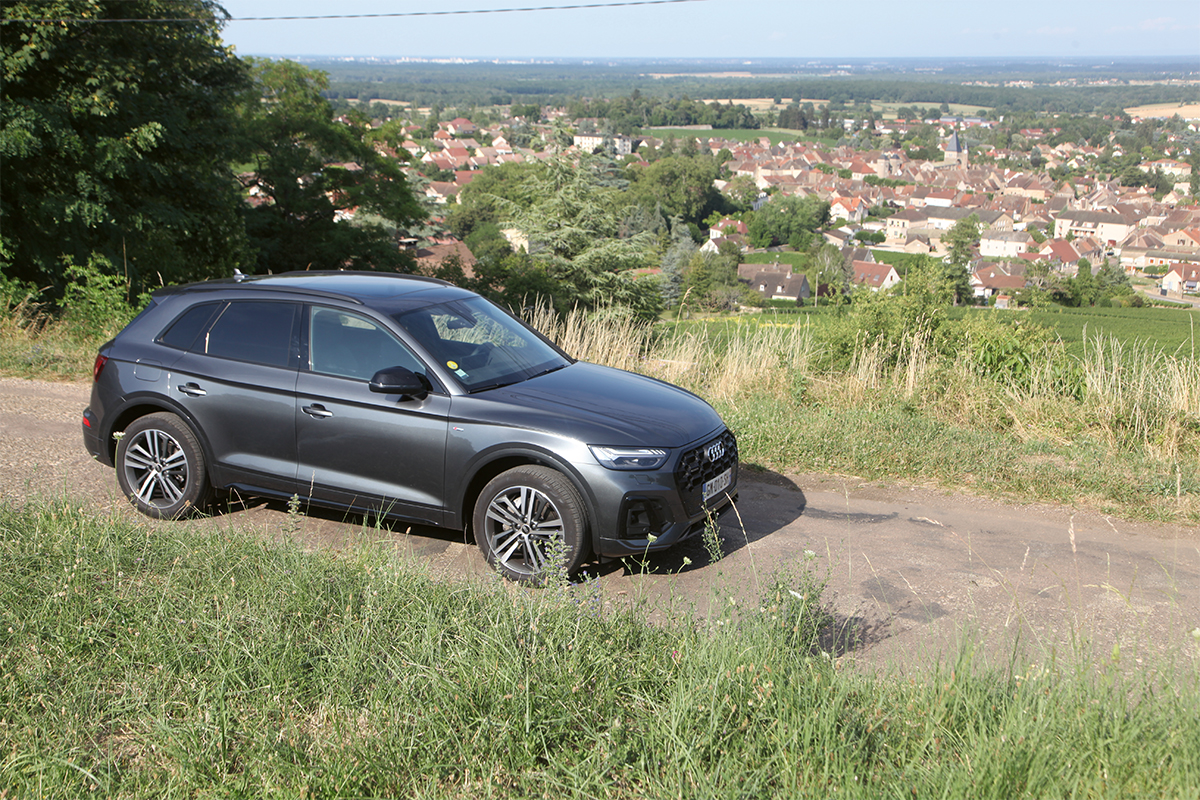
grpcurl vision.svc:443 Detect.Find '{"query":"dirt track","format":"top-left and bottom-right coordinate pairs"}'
top-left (4, 375), bottom-right (1198, 672)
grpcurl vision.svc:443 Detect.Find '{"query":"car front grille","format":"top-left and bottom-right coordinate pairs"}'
top-left (675, 430), bottom-right (738, 516)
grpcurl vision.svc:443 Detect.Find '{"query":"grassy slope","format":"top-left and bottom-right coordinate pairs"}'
top-left (3, 499), bottom-right (1196, 798)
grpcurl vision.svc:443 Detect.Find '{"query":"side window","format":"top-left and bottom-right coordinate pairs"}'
top-left (201, 302), bottom-right (298, 368)
top-left (159, 302), bottom-right (222, 351)
top-left (309, 307), bottom-right (427, 382)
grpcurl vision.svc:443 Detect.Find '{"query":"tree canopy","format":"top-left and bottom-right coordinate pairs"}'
top-left (1, 0), bottom-right (251, 291)
top-left (1, 5), bottom-right (425, 296)
top-left (627, 154), bottom-right (724, 226)
top-left (747, 195), bottom-right (830, 249)
top-left (235, 59), bottom-right (423, 274)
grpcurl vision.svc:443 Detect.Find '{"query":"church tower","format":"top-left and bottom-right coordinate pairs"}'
top-left (944, 131), bottom-right (968, 167)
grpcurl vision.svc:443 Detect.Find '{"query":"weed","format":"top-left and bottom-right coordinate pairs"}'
top-left (701, 511), bottom-right (723, 565)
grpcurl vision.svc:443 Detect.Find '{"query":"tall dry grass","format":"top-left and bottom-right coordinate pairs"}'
top-left (1076, 332), bottom-right (1200, 460)
top-left (530, 306), bottom-right (819, 404)
top-left (529, 306), bottom-right (1200, 488)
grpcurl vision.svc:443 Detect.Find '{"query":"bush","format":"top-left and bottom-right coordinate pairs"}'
top-left (60, 256), bottom-right (150, 340)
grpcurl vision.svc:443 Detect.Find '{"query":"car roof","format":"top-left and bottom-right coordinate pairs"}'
top-left (155, 271), bottom-right (473, 306)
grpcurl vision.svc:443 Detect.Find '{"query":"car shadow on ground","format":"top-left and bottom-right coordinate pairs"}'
top-left (207, 490), bottom-right (471, 551)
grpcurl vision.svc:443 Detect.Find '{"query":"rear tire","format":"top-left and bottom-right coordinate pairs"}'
top-left (473, 465), bottom-right (587, 584)
top-left (116, 412), bottom-right (211, 519)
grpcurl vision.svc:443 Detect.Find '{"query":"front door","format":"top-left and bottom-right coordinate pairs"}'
top-left (295, 306), bottom-right (450, 526)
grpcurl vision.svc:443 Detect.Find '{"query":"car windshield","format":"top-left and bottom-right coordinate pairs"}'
top-left (392, 297), bottom-right (569, 392)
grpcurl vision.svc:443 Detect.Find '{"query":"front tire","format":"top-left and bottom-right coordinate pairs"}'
top-left (473, 465), bottom-right (588, 583)
top-left (116, 412), bottom-right (211, 519)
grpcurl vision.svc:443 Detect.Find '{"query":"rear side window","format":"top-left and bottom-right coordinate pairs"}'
top-left (159, 302), bottom-right (222, 351)
top-left (200, 301), bottom-right (298, 368)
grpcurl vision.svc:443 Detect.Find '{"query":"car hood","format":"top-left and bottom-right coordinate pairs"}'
top-left (458, 361), bottom-right (725, 447)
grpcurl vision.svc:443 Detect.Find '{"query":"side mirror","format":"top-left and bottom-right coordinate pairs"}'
top-left (369, 366), bottom-right (429, 399)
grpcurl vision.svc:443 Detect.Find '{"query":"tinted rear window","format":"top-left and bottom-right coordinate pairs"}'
top-left (201, 302), bottom-right (298, 368)
top-left (159, 302), bottom-right (223, 351)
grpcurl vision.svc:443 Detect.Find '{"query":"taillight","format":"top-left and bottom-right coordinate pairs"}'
top-left (92, 354), bottom-right (108, 382)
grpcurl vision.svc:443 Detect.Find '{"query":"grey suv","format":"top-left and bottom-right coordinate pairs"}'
top-left (82, 272), bottom-right (738, 581)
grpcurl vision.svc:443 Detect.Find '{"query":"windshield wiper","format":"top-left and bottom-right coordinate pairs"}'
top-left (466, 379), bottom-right (520, 394)
top-left (528, 363), bottom-right (569, 380)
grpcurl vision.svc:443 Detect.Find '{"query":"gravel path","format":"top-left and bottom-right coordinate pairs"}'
top-left (4, 375), bottom-right (1198, 674)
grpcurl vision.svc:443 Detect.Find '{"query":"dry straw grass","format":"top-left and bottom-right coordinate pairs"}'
top-left (529, 306), bottom-right (1200, 473)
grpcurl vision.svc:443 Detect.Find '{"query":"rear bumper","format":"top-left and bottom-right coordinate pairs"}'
top-left (81, 407), bottom-right (110, 466)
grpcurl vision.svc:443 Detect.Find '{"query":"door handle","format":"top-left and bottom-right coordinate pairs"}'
top-left (177, 382), bottom-right (207, 397)
top-left (302, 404), bottom-right (333, 419)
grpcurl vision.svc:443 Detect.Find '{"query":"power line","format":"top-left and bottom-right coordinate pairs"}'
top-left (3, 0), bottom-right (704, 24)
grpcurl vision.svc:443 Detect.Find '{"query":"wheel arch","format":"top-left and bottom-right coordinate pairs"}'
top-left (456, 448), bottom-right (597, 551)
top-left (102, 398), bottom-right (215, 480)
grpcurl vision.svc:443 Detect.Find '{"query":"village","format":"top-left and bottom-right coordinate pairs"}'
top-left (367, 107), bottom-right (1200, 308)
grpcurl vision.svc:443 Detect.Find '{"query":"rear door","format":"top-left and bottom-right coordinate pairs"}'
top-left (294, 306), bottom-right (451, 526)
top-left (164, 300), bottom-right (301, 494)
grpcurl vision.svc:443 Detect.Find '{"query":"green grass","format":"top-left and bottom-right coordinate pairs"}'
top-left (614, 308), bottom-right (1200, 524)
top-left (718, 394), bottom-right (1199, 521)
top-left (1022, 304), bottom-right (1199, 356)
top-left (3, 497), bottom-right (1198, 797)
top-left (0, 314), bottom-right (97, 379)
top-left (742, 252), bottom-right (812, 269)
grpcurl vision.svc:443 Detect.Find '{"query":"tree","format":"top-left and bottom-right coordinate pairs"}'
top-left (815, 244), bottom-right (850, 297)
top-left (899, 255), bottom-right (959, 307)
top-left (943, 214), bottom-right (981, 270)
top-left (658, 226), bottom-right (698, 308)
top-left (2, 0), bottom-right (252, 293)
top-left (681, 250), bottom-right (745, 310)
top-left (498, 155), bottom-right (660, 320)
top-left (629, 155), bottom-right (722, 226)
top-left (940, 213), bottom-right (980, 305)
top-left (1070, 258), bottom-right (1097, 307)
top-left (747, 195), bottom-right (830, 249)
top-left (236, 60), bottom-right (424, 274)
top-left (725, 175), bottom-right (761, 210)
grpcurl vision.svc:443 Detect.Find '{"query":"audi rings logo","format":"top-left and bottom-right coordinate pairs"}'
top-left (705, 440), bottom-right (725, 463)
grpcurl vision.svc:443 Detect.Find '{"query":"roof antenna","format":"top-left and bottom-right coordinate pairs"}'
top-left (233, 268), bottom-right (246, 282)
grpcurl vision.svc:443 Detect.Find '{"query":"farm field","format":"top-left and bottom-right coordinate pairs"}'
top-left (1124, 101), bottom-right (1200, 120)
top-left (1020, 304), bottom-right (1199, 355)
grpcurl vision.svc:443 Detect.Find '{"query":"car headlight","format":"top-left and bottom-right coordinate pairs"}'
top-left (589, 445), bottom-right (669, 470)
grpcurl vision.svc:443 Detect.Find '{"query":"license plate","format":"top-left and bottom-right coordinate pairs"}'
top-left (702, 468), bottom-right (732, 502)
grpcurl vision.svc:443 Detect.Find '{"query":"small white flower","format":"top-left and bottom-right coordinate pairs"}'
top-left (804, 549), bottom-right (816, 558)
top-left (1191, 627), bottom-right (1200, 642)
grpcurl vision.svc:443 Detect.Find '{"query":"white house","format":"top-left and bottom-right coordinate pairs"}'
top-left (1161, 263), bottom-right (1200, 295)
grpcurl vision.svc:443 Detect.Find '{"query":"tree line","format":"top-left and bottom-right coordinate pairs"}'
top-left (318, 61), bottom-right (1198, 118)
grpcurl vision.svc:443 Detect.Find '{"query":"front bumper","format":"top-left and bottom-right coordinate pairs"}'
top-left (592, 428), bottom-right (739, 559)
top-left (595, 486), bottom-right (739, 559)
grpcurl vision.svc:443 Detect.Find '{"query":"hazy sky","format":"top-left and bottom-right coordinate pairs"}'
top-left (219, 0), bottom-right (1200, 61)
